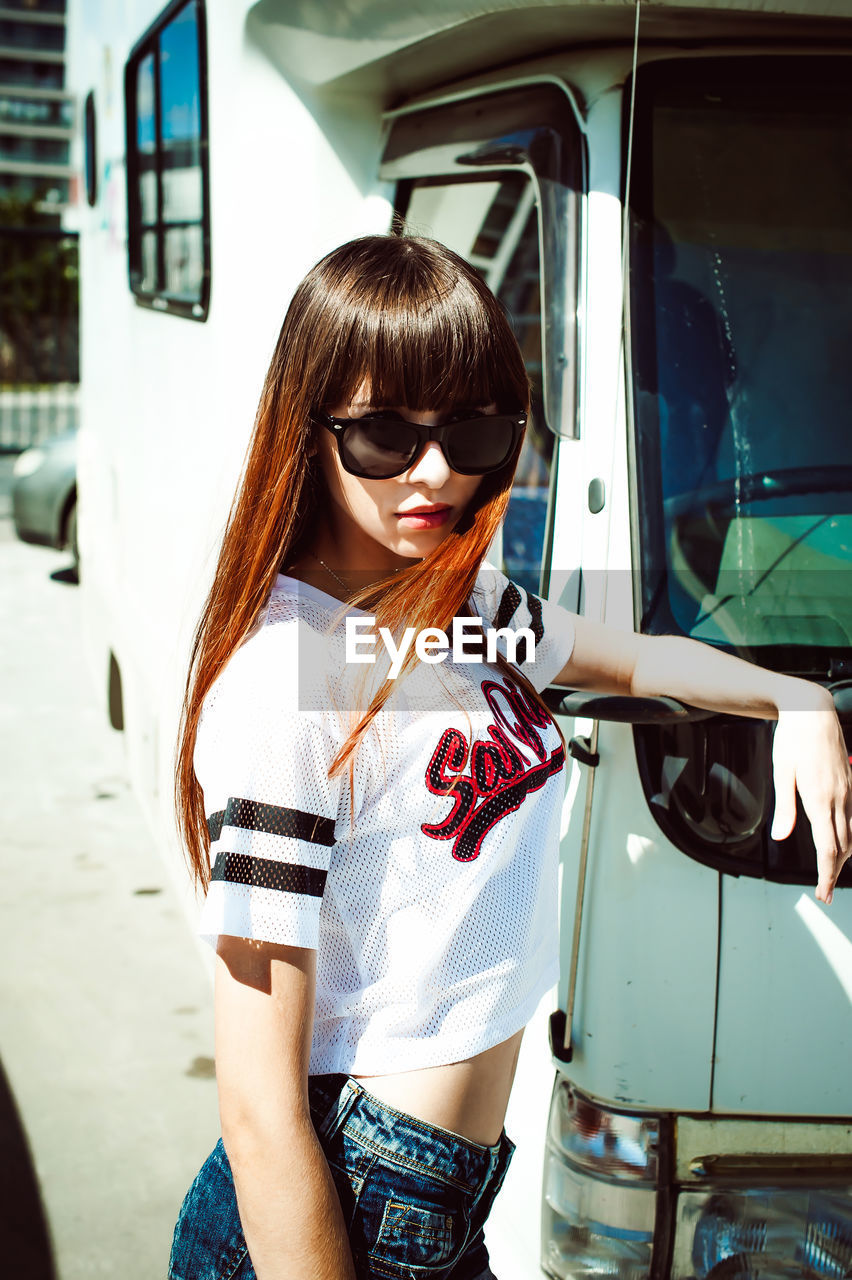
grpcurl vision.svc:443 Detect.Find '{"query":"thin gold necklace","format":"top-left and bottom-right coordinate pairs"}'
top-left (311, 552), bottom-right (350, 593)
top-left (309, 551), bottom-right (403, 595)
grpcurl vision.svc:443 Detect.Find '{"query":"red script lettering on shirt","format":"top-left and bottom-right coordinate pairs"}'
top-left (422, 676), bottom-right (565, 861)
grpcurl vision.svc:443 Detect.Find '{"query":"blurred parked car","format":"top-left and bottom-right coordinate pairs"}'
top-left (12, 429), bottom-right (78, 573)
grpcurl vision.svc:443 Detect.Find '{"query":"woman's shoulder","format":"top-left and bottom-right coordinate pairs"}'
top-left (472, 559), bottom-right (529, 620)
top-left (472, 559), bottom-right (576, 689)
top-left (204, 575), bottom-right (343, 721)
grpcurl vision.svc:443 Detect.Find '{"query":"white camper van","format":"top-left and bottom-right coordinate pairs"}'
top-left (65, 1), bottom-right (852, 1275)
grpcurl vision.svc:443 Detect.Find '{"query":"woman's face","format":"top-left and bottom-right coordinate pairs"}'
top-left (314, 384), bottom-right (495, 566)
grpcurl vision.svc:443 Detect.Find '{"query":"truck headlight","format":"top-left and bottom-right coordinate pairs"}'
top-left (542, 1077), bottom-right (663, 1279)
top-left (672, 1186), bottom-right (852, 1278)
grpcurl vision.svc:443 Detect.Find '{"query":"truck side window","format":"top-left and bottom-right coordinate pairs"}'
top-left (125, 0), bottom-right (209, 319)
top-left (403, 173), bottom-right (552, 594)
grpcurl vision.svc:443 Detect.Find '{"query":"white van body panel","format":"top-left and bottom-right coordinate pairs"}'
top-left (557, 720), bottom-right (720, 1110)
top-left (714, 877), bottom-right (852, 1114)
top-left (246, 0), bottom-right (852, 93)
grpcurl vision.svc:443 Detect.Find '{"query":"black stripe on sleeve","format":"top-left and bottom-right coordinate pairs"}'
top-left (493, 582), bottom-right (522, 632)
top-left (207, 810), bottom-right (225, 842)
top-left (211, 852), bottom-right (327, 897)
top-left (219, 798), bottom-right (336, 846)
top-left (526, 592), bottom-right (545, 645)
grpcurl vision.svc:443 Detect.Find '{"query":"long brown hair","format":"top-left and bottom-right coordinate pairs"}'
top-left (176, 234), bottom-right (551, 887)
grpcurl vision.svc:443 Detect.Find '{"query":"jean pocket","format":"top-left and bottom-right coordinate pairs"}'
top-left (362, 1184), bottom-right (470, 1277)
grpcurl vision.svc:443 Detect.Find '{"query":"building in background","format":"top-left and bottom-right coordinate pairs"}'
top-left (0, 0), bottom-right (78, 449)
top-left (0, 0), bottom-right (74, 219)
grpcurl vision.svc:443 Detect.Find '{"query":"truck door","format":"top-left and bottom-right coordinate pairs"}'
top-left (628, 53), bottom-right (852, 1118)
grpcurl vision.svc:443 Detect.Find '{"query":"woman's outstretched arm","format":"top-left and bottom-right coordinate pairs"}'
top-left (214, 936), bottom-right (357, 1280)
top-left (554, 618), bottom-right (852, 905)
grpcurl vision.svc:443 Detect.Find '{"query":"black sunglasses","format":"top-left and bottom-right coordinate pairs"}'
top-left (310, 408), bottom-right (527, 479)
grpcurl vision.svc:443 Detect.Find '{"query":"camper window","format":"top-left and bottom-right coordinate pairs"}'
top-left (124, 0), bottom-right (209, 320)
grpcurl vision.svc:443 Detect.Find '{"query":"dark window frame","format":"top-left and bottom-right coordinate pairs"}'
top-left (124, 0), bottom-right (210, 320)
top-left (381, 82), bottom-right (585, 444)
top-left (84, 89), bottom-right (96, 207)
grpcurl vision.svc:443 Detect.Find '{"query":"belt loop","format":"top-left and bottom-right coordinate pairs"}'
top-left (487, 1141), bottom-right (501, 1179)
top-left (317, 1076), bottom-right (362, 1140)
top-left (493, 1129), bottom-right (515, 1190)
top-left (468, 1137), bottom-right (501, 1218)
top-left (501, 1130), bottom-right (516, 1171)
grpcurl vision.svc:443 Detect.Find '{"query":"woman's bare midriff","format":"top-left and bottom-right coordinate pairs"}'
top-left (351, 1027), bottom-right (525, 1148)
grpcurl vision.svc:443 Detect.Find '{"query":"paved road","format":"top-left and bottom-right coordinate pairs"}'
top-left (0, 456), bottom-right (219, 1278)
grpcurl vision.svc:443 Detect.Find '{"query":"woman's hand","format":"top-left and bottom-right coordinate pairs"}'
top-left (770, 705), bottom-right (852, 905)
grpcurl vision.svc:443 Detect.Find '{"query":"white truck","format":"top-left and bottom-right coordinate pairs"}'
top-left (65, 1), bottom-right (852, 1275)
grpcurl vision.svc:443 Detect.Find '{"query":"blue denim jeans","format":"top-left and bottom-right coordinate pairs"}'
top-left (169, 1074), bottom-right (515, 1280)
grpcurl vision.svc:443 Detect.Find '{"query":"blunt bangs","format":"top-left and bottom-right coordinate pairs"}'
top-left (305, 235), bottom-right (530, 415)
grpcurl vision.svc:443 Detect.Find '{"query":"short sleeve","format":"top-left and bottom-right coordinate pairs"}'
top-left (473, 562), bottom-right (576, 693)
top-left (194, 659), bottom-right (345, 951)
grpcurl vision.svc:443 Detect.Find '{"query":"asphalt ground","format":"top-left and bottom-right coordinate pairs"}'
top-left (0, 455), bottom-right (219, 1279)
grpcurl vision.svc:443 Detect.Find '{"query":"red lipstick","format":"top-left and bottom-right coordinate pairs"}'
top-left (396, 504), bottom-right (451, 530)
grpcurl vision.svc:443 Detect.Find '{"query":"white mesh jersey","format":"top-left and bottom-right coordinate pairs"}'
top-left (195, 565), bottom-right (576, 1075)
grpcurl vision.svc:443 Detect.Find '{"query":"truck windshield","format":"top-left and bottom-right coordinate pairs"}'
top-left (630, 58), bottom-right (852, 675)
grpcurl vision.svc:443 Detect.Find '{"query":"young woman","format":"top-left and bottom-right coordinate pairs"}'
top-left (169, 235), bottom-right (850, 1280)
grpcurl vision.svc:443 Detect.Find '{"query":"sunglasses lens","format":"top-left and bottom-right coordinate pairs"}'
top-left (445, 416), bottom-right (518, 473)
top-left (332, 412), bottom-right (523, 477)
top-left (342, 418), bottom-right (419, 477)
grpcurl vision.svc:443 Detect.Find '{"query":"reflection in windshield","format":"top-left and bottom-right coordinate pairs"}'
top-left (631, 59), bottom-right (852, 669)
